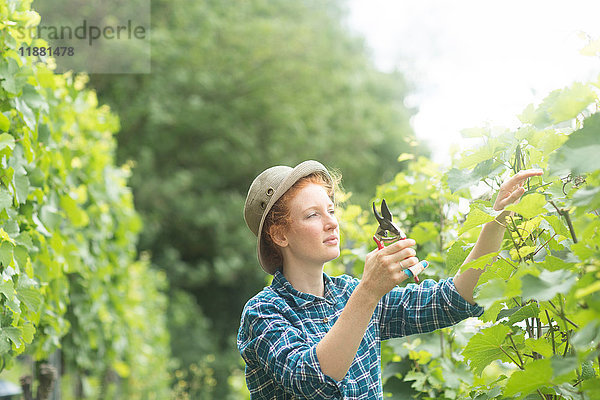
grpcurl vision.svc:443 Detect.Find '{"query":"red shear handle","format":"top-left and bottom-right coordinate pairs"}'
top-left (373, 235), bottom-right (385, 250)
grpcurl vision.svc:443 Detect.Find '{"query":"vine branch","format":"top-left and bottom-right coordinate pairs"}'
top-left (548, 200), bottom-right (578, 243)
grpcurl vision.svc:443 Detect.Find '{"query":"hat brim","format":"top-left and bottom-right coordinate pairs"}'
top-left (256, 160), bottom-right (333, 274)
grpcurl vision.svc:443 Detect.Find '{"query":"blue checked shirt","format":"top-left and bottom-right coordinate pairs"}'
top-left (237, 270), bottom-right (483, 399)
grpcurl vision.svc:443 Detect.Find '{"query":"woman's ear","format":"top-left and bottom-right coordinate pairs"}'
top-left (269, 225), bottom-right (288, 248)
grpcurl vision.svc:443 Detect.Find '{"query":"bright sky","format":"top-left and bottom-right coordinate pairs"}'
top-left (347, 0), bottom-right (600, 164)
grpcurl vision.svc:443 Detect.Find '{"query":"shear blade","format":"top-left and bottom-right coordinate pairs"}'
top-left (381, 199), bottom-right (393, 222)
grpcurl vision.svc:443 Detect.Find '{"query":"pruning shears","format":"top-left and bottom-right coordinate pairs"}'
top-left (372, 199), bottom-right (425, 283)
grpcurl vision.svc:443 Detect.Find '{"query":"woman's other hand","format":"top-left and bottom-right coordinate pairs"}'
top-left (493, 169), bottom-right (543, 211)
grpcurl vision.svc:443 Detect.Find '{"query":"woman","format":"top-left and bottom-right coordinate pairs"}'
top-left (238, 160), bottom-right (542, 399)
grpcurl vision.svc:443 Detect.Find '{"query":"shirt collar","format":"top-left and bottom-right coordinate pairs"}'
top-left (271, 270), bottom-right (337, 308)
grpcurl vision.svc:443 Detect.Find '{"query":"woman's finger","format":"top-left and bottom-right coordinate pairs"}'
top-left (399, 257), bottom-right (420, 270)
top-left (379, 238), bottom-right (416, 255)
top-left (497, 186), bottom-right (525, 209)
top-left (501, 169), bottom-right (543, 189)
top-left (387, 247), bottom-right (416, 265)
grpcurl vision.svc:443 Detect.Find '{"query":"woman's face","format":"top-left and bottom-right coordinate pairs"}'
top-left (277, 183), bottom-right (340, 269)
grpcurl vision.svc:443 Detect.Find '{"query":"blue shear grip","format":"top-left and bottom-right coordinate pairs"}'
top-left (405, 261), bottom-right (429, 281)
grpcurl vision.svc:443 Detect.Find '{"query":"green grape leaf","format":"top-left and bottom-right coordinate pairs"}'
top-left (1, 326), bottom-right (23, 348)
top-left (497, 306), bottom-right (520, 321)
top-left (510, 245), bottom-right (536, 260)
top-left (60, 195), bottom-right (90, 227)
top-left (0, 278), bottom-right (15, 300)
top-left (459, 251), bottom-right (500, 274)
top-left (572, 186), bottom-right (600, 209)
top-left (446, 240), bottom-right (470, 275)
top-left (504, 358), bottom-right (553, 398)
top-left (0, 336), bottom-right (10, 355)
top-left (0, 241), bottom-right (14, 267)
top-left (459, 206), bottom-right (495, 235)
top-left (13, 171), bottom-right (30, 205)
top-left (21, 322), bottom-right (35, 344)
top-left (547, 82), bottom-right (596, 124)
top-left (576, 280), bottom-right (600, 299)
top-left (457, 140), bottom-right (497, 169)
top-left (0, 133), bottom-right (15, 151)
top-left (529, 129), bottom-right (568, 155)
top-left (549, 113), bottom-right (600, 176)
top-left (462, 324), bottom-right (511, 376)
top-left (524, 338), bottom-right (553, 358)
top-left (506, 303), bottom-right (539, 326)
top-left (520, 82), bottom-right (596, 128)
top-left (446, 160), bottom-right (504, 193)
top-left (562, 113), bottom-right (600, 150)
top-left (521, 269), bottom-right (577, 302)
top-left (475, 279), bottom-right (508, 309)
top-left (505, 193), bottom-right (547, 219)
top-left (571, 321), bottom-right (600, 352)
top-left (15, 98), bottom-right (36, 130)
top-left (541, 215), bottom-right (571, 240)
top-left (580, 378), bottom-right (600, 400)
top-left (572, 242), bottom-right (595, 262)
top-left (0, 58), bottom-right (22, 94)
top-left (446, 168), bottom-right (473, 193)
top-left (410, 221), bottom-right (438, 244)
top-left (551, 356), bottom-right (578, 383)
top-left (0, 189), bottom-right (13, 212)
top-left (16, 286), bottom-right (42, 312)
top-left (0, 113), bottom-right (10, 132)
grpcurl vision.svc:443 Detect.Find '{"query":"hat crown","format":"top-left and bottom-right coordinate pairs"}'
top-left (244, 165), bottom-right (292, 236)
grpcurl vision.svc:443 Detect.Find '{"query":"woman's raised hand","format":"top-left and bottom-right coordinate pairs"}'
top-left (493, 169), bottom-right (543, 211)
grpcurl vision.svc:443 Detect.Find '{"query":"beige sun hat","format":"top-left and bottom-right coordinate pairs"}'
top-left (243, 160), bottom-right (333, 274)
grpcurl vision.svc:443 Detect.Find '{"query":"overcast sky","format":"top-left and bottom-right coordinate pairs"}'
top-left (347, 0), bottom-right (600, 163)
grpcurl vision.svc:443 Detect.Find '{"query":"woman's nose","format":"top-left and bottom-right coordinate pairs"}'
top-left (325, 213), bottom-right (338, 230)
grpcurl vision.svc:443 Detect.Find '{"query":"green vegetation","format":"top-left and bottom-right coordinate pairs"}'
top-left (330, 78), bottom-right (600, 399)
top-left (0, 0), bottom-right (170, 397)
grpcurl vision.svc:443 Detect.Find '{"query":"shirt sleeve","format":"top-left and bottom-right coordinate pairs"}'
top-left (379, 277), bottom-right (484, 340)
top-left (238, 297), bottom-right (346, 399)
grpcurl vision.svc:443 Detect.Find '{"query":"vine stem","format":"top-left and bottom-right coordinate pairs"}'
top-left (510, 216), bottom-right (525, 245)
top-left (507, 217), bottom-right (524, 263)
top-left (532, 233), bottom-right (557, 257)
top-left (545, 310), bottom-right (556, 355)
top-left (499, 346), bottom-right (523, 369)
top-left (548, 200), bottom-right (578, 243)
top-left (525, 318), bottom-right (534, 338)
top-left (547, 300), bottom-right (579, 329)
top-left (512, 297), bottom-right (523, 308)
top-left (508, 334), bottom-right (524, 367)
top-left (498, 255), bottom-right (518, 271)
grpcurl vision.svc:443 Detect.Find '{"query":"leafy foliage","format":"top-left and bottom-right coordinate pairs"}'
top-left (331, 76), bottom-right (600, 399)
top-left (0, 0), bottom-right (171, 397)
